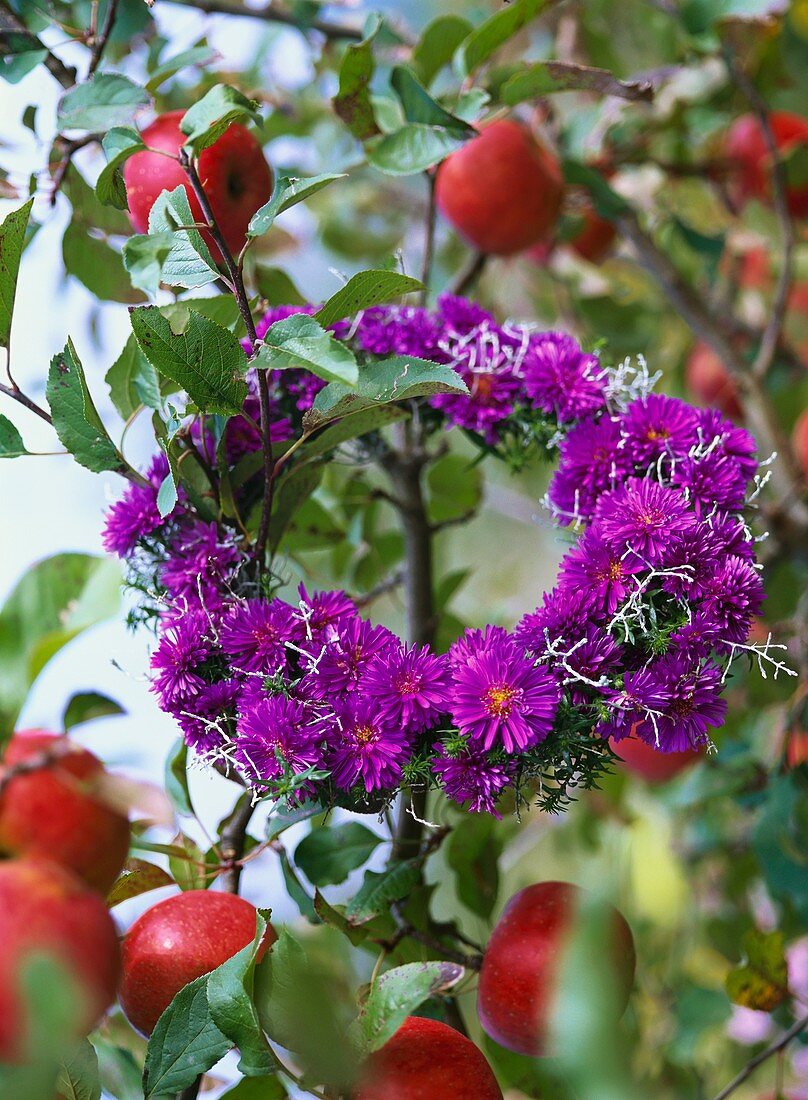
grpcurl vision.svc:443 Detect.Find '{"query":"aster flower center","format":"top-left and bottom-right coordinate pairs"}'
top-left (472, 374), bottom-right (495, 401)
top-left (637, 507), bottom-right (666, 527)
top-left (645, 426), bottom-right (671, 441)
top-left (484, 683), bottom-right (520, 718)
top-left (354, 723), bottom-right (378, 745)
top-left (394, 673), bottom-right (422, 696)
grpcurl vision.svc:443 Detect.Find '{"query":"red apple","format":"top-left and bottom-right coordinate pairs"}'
top-left (786, 729), bottom-right (808, 768)
top-left (793, 408), bottom-right (808, 478)
top-left (477, 881), bottom-right (635, 1056)
top-left (568, 204), bottom-right (617, 263)
top-left (685, 342), bottom-right (743, 420)
top-left (724, 112), bottom-right (808, 218)
top-left (0, 730), bottom-right (130, 894)
top-left (0, 859), bottom-right (120, 1061)
top-left (120, 889), bottom-right (275, 1035)
top-left (435, 119), bottom-right (564, 255)
top-left (614, 734), bottom-right (700, 784)
top-left (354, 1016), bottom-right (503, 1100)
top-left (123, 109), bottom-right (273, 260)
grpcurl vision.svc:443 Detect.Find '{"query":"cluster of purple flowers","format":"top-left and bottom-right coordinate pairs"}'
top-left (101, 295), bottom-right (775, 815)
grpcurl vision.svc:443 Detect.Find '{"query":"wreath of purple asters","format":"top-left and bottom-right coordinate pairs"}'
top-left (103, 295), bottom-right (796, 817)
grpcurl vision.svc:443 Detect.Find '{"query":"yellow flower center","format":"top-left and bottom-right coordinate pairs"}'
top-left (484, 683), bottom-right (518, 718)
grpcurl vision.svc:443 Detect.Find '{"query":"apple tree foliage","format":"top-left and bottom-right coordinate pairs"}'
top-left (1, 1), bottom-right (807, 1098)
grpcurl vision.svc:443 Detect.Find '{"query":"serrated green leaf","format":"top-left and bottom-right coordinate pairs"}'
top-left (47, 340), bottom-right (128, 474)
top-left (266, 461), bottom-right (325, 551)
top-left (412, 15), bottom-right (473, 87)
top-left (346, 859), bottom-right (422, 924)
top-left (456, 0), bottom-right (545, 77)
top-left (366, 124), bottom-right (468, 176)
top-left (56, 1039), bottom-right (100, 1100)
top-left (207, 914), bottom-right (275, 1077)
top-left (356, 962), bottom-right (465, 1053)
top-left (304, 354), bottom-right (467, 429)
top-left (501, 61), bottom-right (654, 105)
top-left (57, 73), bottom-right (150, 131)
top-left (143, 975), bottom-right (232, 1097)
top-left (105, 334), bottom-right (161, 420)
top-left (145, 44), bottom-right (218, 93)
top-left (130, 305), bottom-right (248, 414)
top-left (140, 184), bottom-right (219, 290)
top-left (390, 66), bottom-right (473, 135)
top-left (93, 1041), bottom-right (143, 1100)
top-left (313, 891), bottom-right (370, 946)
top-left (96, 127), bottom-right (145, 209)
top-left (313, 270), bottom-right (422, 328)
top-left (333, 20), bottom-right (380, 140)
top-left (255, 313), bottom-right (358, 385)
top-left (121, 233), bottom-right (175, 295)
top-left (180, 84), bottom-right (261, 152)
top-left (266, 800), bottom-right (325, 841)
top-left (295, 822), bottom-right (382, 887)
top-left (294, 403), bottom-right (409, 464)
top-left (0, 413), bottom-right (28, 458)
top-left (62, 691), bottom-right (124, 731)
top-left (0, 198), bottom-right (33, 349)
top-left (248, 172), bottom-right (347, 237)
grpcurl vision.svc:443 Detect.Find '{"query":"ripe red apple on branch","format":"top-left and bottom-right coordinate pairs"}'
top-left (614, 735), bottom-right (700, 784)
top-left (123, 109), bottom-right (273, 259)
top-left (354, 1015), bottom-right (503, 1099)
top-left (724, 111), bottom-right (808, 218)
top-left (0, 729), bottom-right (130, 894)
top-left (685, 342), bottom-right (744, 421)
top-left (0, 859), bottom-right (120, 1061)
top-left (120, 889), bottom-right (275, 1035)
top-left (436, 119), bottom-right (564, 255)
top-left (477, 881), bottom-right (635, 1056)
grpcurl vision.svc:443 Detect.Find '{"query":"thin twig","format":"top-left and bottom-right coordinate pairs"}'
top-left (711, 1013), bottom-right (808, 1100)
top-left (50, 133), bottom-right (101, 205)
top-left (0, 1), bottom-right (77, 89)
top-left (420, 173), bottom-right (437, 306)
top-left (723, 48), bottom-right (795, 384)
top-left (0, 381), bottom-right (53, 425)
top-left (161, 0), bottom-right (364, 40)
top-left (450, 251), bottom-right (487, 297)
top-left (87, 0), bottom-right (119, 76)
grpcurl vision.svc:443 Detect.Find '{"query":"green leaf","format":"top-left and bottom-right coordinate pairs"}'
top-left (313, 891), bottom-right (370, 946)
top-left (412, 15), bottom-right (473, 87)
top-left (445, 813), bottom-right (501, 919)
top-left (304, 354), bottom-right (467, 429)
top-left (105, 334), bottom-right (161, 420)
top-left (366, 124), bottom-right (468, 176)
top-left (56, 1040), bottom-right (101, 1100)
top-left (390, 66), bottom-right (473, 135)
top-left (106, 858), bottom-right (175, 907)
top-left (255, 264), bottom-right (306, 305)
top-left (333, 19), bottom-right (380, 140)
top-left (313, 270), bottom-right (423, 328)
top-left (0, 413), bottom-right (28, 458)
top-left (63, 222), bottom-right (145, 305)
top-left (180, 84), bottom-right (261, 152)
top-left (143, 975), bottom-right (232, 1097)
top-left (501, 61), bottom-right (654, 104)
top-left (356, 962), bottom-right (465, 1053)
top-left (168, 832), bottom-right (208, 892)
top-left (346, 859), bottom-right (422, 924)
top-left (121, 233), bottom-right (174, 294)
top-left (266, 461), bottom-right (325, 551)
top-left (136, 184), bottom-right (219, 291)
top-left (0, 553), bottom-right (121, 739)
top-left (57, 73), bottom-right (150, 131)
top-left (145, 44), bottom-right (218, 93)
top-left (725, 929), bottom-right (790, 1011)
top-left (277, 843), bottom-right (318, 921)
top-left (248, 172), bottom-right (347, 238)
top-left (62, 691), bottom-right (125, 731)
top-left (426, 452), bottom-right (482, 525)
top-left (255, 313), bottom-right (358, 386)
top-left (96, 127), bottom-right (146, 209)
top-left (165, 738), bottom-right (194, 816)
top-left (0, 197), bottom-right (33, 349)
top-left (221, 1078), bottom-right (288, 1099)
top-left (266, 800), bottom-right (325, 841)
top-left (64, 167), bottom-right (131, 237)
top-left (282, 496), bottom-right (344, 552)
top-left (207, 914), bottom-right (275, 1077)
top-left (47, 340), bottom-right (128, 474)
top-left (456, 0), bottom-right (546, 77)
top-left (130, 305), bottom-right (248, 415)
top-left (295, 822), bottom-right (382, 887)
top-left (93, 1040), bottom-right (143, 1100)
top-left (293, 404), bottom-right (409, 464)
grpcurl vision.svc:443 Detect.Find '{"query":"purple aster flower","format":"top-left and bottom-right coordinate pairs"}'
top-left (558, 631), bottom-right (622, 704)
top-left (658, 523), bottom-right (724, 600)
top-left (635, 655), bottom-right (727, 752)
top-left (667, 613), bottom-right (722, 660)
top-left (595, 478), bottom-right (695, 564)
top-left (218, 598), bottom-right (297, 674)
top-left (101, 453), bottom-right (176, 558)
top-left (177, 679), bottom-right (241, 756)
top-left (515, 588), bottom-right (594, 652)
top-left (697, 408), bottom-right (758, 481)
top-left (598, 664), bottom-right (672, 743)
top-left (558, 532), bottom-right (644, 616)
top-left (150, 612), bottom-right (212, 707)
top-left (160, 521), bottom-right (242, 612)
top-left (618, 394), bottom-right (699, 465)
top-left (293, 585), bottom-right (358, 645)
top-left (448, 625), bottom-right (511, 670)
top-left (269, 367), bottom-right (326, 413)
top-left (704, 510), bottom-right (755, 561)
top-left (670, 449), bottom-right (748, 512)
top-left (235, 695), bottom-right (324, 791)
top-left (432, 741), bottom-right (514, 815)
top-left (700, 555), bottom-right (765, 644)
top-left (301, 616), bottom-right (397, 698)
top-left (548, 414), bottom-right (631, 523)
top-left (430, 360), bottom-right (520, 444)
top-left (326, 698), bottom-right (410, 792)
top-left (354, 305), bottom-right (443, 359)
top-left (436, 294), bottom-right (496, 333)
top-left (523, 333), bottom-right (607, 422)
top-left (363, 645), bottom-right (451, 733)
top-left (450, 643), bottom-right (560, 753)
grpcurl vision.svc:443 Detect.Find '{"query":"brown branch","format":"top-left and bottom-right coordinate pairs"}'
top-left (217, 792), bottom-right (255, 894)
top-left (0, 381), bottom-right (53, 426)
top-left (450, 251), bottom-right (487, 297)
top-left (0, 1), bottom-right (77, 89)
top-left (724, 49), bottom-right (795, 384)
top-left (711, 1013), bottom-right (808, 1100)
top-left (87, 0), bottom-right (119, 77)
top-left (160, 0), bottom-right (364, 40)
top-left (49, 133), bottom-right (101, 206)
